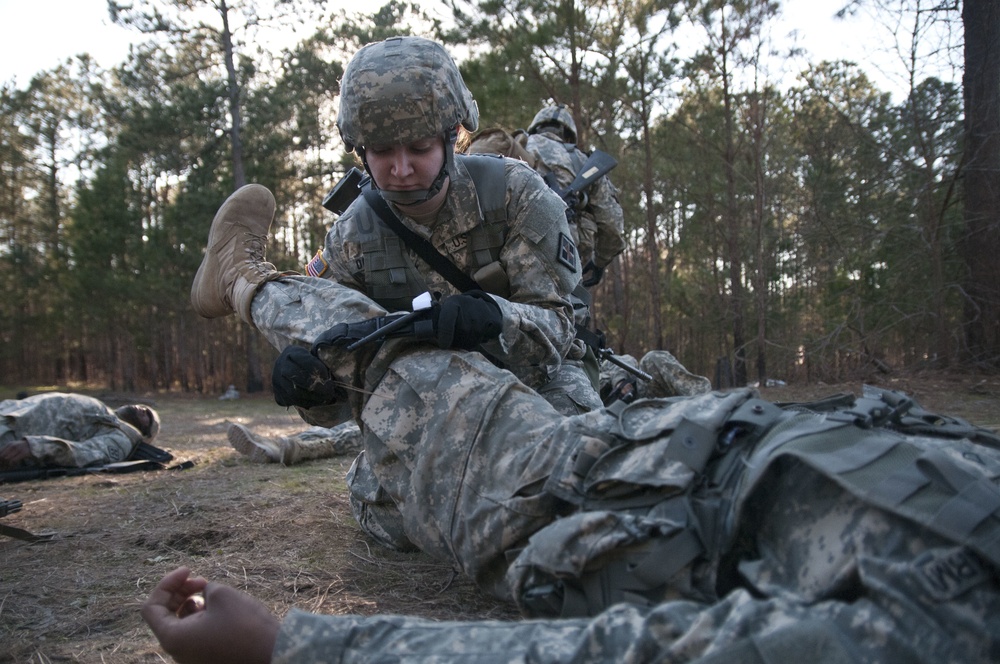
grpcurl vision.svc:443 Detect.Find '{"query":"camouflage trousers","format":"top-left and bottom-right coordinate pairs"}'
top-left (0, 424), bottom-right (134, 469)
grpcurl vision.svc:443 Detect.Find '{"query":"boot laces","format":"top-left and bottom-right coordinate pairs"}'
top-left (242, 232), bottom-right (271, 272)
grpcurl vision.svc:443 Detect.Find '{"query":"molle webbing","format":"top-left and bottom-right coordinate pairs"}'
top-left (512, 388), bottom-right (1000, 620)
top-left (355, 154), bottom-right (509, 310)
top-left (744, 413), bottom-right (1000, 569)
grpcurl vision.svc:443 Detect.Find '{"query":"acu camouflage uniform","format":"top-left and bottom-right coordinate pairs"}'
top-left (0, 393), bottom-right (144, 468)
top-left (526, 120), bottom-right (625, 272)
top-left (252, 279), bottom-right (1000, 663)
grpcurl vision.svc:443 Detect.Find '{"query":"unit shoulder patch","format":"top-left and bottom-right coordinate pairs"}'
top-left (557, 232), bottom-right (577, 271)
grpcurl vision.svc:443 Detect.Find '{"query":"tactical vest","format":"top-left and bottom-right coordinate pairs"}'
top-left (349, 154), bottom-right (509, 312)
top-left (507, 386), bottom-right (1000, 619)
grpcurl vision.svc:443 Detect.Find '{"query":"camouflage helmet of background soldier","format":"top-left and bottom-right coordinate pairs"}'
top-left (337, 36), bottom-right (480, 205)
top-left (528, 104), bottom-right (577, 144)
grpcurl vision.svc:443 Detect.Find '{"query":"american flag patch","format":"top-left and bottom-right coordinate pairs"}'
top-left (305, 250), bottom-right (328, 277)
top-left (557, 232), bottom-right (577, 271)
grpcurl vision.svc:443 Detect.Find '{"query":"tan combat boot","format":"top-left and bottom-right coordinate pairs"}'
top-left (227, 424), bottom-right (284, 464)
top-left (191, 184), bottom-right (281, 325)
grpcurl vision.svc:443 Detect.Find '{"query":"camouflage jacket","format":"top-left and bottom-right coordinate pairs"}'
top-left (316, 157), bottom-right (583, 389)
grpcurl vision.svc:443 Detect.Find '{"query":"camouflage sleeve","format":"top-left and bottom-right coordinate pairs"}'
top-left (586, 175), bottom-right (625, 269)
top-left (272, 606), bottom-right (629, 663)
top-left (481, 162), bottom-right (580, 383)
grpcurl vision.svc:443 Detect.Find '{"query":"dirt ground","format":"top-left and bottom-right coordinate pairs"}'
top-left (1, 372), bottom-right (998, 663)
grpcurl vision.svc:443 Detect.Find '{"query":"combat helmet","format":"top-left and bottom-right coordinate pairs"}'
top-left (337, 36), bottom-right (479, 204)
top-left (528, 104), bottom-right (577, 144)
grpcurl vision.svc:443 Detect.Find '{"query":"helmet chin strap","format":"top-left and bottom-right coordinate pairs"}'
top-left (364, 129), bottom-right (457, 206)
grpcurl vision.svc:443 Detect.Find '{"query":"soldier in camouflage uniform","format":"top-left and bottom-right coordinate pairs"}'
top-left (190, 35), bottom-right (599, 549)
top-left (525, 105), bottom-right (625, 287)
top-left (0, 392), bottom-right (160, 470)
top-left (142, 359), bottom-right (1000, 663)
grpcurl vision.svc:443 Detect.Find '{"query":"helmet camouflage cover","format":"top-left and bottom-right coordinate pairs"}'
top-left (337, 36), bottom-right (480, 151)
top-left (528, 104), bottom-right (577, 144)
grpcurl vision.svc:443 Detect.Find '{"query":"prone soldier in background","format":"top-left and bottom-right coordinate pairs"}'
top-left (0, 392), bottom-right (160, 472)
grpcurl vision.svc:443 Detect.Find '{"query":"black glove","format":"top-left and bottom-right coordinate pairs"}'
top-left (433, 291), bottom-right (503, 350)
top-left (271, 345), bottom-right (340, 409)
top-left (582, 260), bottom-right (604, 287)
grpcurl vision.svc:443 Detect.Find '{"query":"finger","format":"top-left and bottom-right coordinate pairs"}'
top-left (141, 567), bottom-right (192, 631)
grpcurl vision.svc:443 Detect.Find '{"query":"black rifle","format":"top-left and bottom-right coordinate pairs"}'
top-left (543, 149), bottom-right (618, 223)
top-left (598, 348), bottom-right (653, 382)
top-left (322, 167), bottom-right (368, 215)
top-left (0, 497), bottom-right (22, 518)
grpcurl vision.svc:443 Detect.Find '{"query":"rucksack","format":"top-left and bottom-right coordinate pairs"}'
top-left (506, 385), bottom-right (1000, 618)
top-left (468, 127), bottom-right (538, 168)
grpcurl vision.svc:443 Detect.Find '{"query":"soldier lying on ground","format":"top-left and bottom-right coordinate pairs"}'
top-left (0, 392), bottom-right (160, 471)
top-left (173, 107), bottom-right (1000, 661)
top-left (142, 374), bottom-right (1000, 663)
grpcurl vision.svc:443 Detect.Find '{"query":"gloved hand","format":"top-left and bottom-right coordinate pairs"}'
top-left (432, 291), bottom-right (502, 350)
top-left (271, 346), bottom-right (341, 409)
top-left (582, 260), bottom-right (604, 287)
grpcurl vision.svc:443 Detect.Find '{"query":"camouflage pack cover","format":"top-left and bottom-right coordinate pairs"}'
top-left (337, 36), bottom-right (480, 150)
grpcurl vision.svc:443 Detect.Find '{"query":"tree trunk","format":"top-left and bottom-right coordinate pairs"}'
top-left (961, 0), bottom-right (1000, 368)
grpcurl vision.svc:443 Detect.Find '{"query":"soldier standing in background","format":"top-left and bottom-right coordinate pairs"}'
top-left (524, 104), bottom-right (626, 288)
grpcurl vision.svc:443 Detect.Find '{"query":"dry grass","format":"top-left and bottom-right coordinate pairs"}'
top-left (1, 372), bottom-right (998, 662)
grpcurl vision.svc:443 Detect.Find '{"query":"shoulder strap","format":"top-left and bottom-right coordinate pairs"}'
top-left (458, 153), bottom-right (507, 224)
top-left (361, 188), bottom-right (481, 293)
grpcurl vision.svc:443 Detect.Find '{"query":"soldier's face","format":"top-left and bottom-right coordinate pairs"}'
top-left (365, 137), bottom-right (445, 192)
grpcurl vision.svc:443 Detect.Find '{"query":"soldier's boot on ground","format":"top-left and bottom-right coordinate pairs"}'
top-left (641, 351), bottom-right (713, 397)
top-left (279, 435), bottom-right (347, 465)
top-left (227, 424), bottom-right (284, 464)
top-left (190, 184), bottom-right (281, 325)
